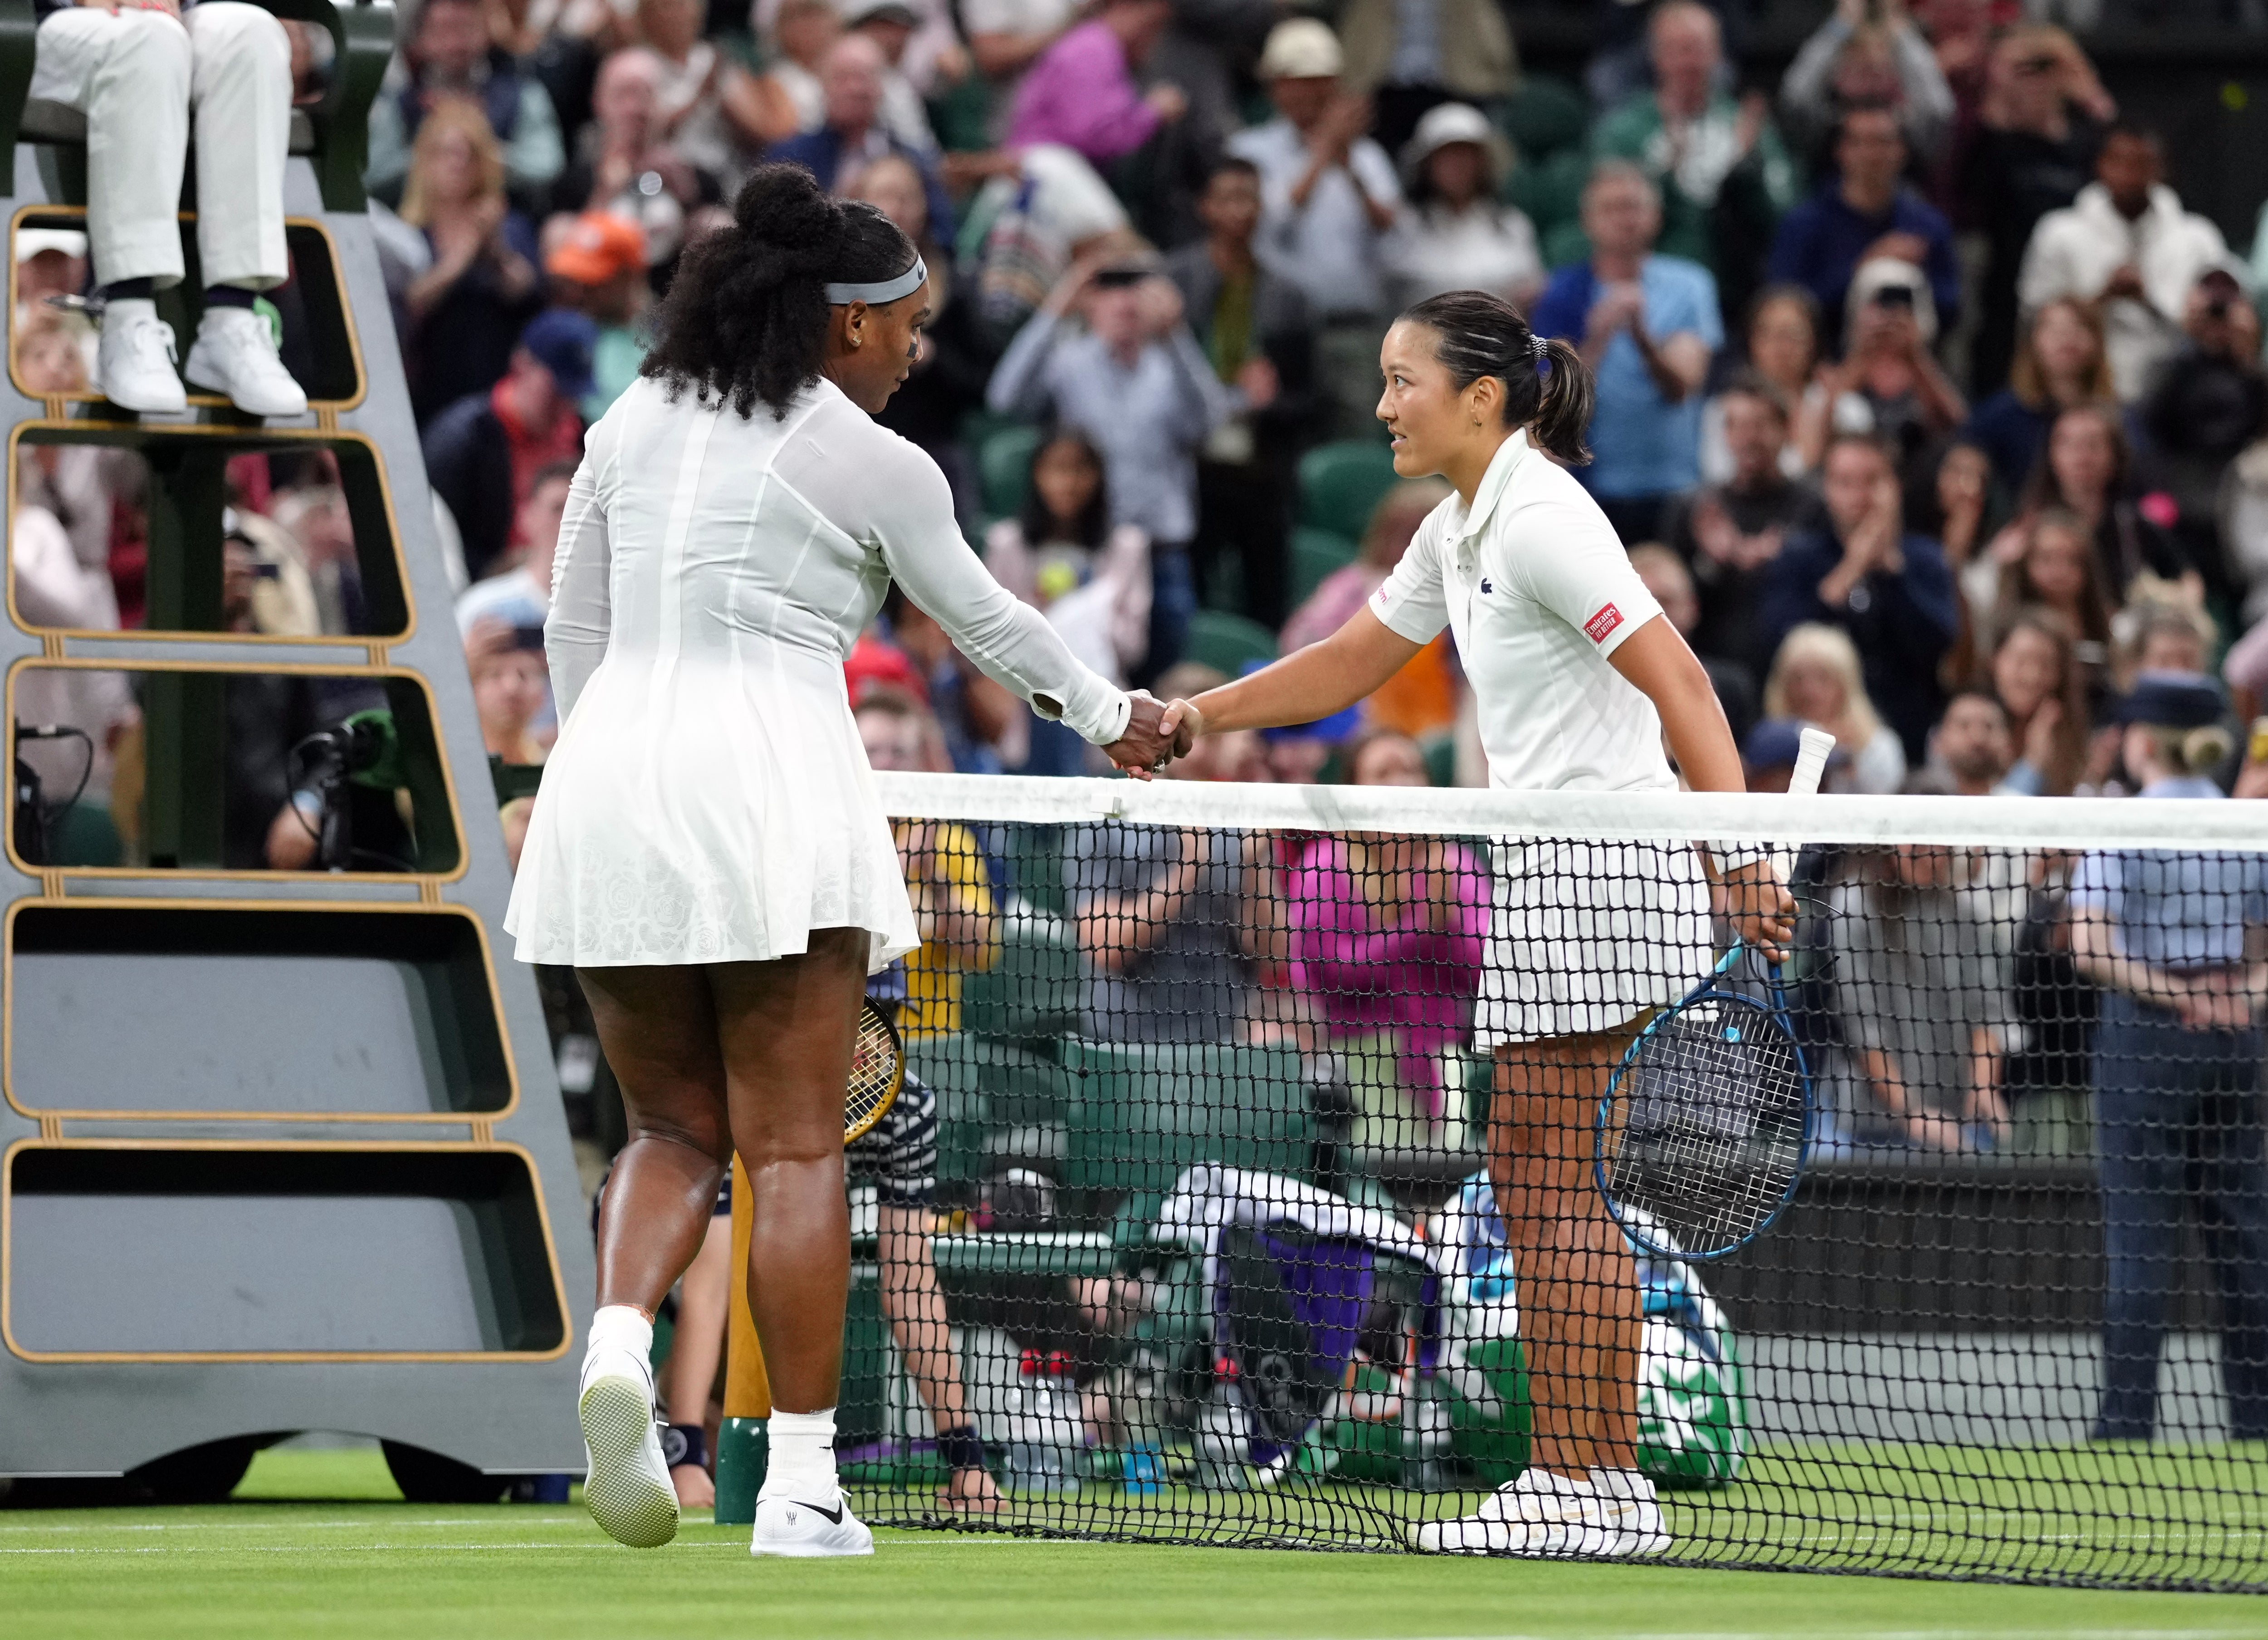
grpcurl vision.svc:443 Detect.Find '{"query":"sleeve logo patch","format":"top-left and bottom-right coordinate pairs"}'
top-left (1584, 603), bottom-right (1624, 644)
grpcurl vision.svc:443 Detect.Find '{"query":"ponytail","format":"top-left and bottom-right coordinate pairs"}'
top-left (1530, 336), bottom-right (1594, 466)
top-left (1397, 291), bottom-right (1596, 466)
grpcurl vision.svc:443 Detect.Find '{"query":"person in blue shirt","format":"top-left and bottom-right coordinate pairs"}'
top-left (1757, 431), bottom-right (1958, 762)
top-left (2068, 671), bottom-right (2268, 1444)
top-left (1767, 104), bottom-right (1960, 354)
top-left (766, 35), bottom-right (956, 244)
top-left (1527, 160), bottom-right (1722, 545)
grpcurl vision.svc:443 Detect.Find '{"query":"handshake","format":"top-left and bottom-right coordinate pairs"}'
top-left (1102, 692), bottom-right (1206, 779)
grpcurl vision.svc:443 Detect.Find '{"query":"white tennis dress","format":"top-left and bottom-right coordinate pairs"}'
top-left (1365, 429), bottom-right (1713, 1044)
top-left (506, 376), bottom-right (1131, 969)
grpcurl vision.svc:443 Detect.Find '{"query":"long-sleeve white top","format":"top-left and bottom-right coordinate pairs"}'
top-left (546, 373), bottom-right (1132, 746)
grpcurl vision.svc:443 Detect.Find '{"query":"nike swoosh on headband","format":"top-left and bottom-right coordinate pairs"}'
top-left (826, 256), bottom-right (927, 306)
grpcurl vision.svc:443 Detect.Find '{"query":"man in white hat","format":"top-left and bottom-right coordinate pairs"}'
top-left (1227, 18), bottom-right (1400, 438)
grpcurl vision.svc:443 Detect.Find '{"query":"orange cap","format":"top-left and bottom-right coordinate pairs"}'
top-left (546, 211), bottom-right (647, 285)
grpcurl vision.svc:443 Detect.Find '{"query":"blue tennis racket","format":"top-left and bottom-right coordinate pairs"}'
top-left (1596, 727), bottom-right (1833, 1261)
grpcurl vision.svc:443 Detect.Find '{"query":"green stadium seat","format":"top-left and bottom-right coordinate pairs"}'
top-left (903, 1032), bottom-right (1078, 1185)
top-left (1422, 734), bottom-right (1457, 790)
top-left (1061, 1038), bottom-right (1315, 1196)
top-left (1298, 440), bottom-right (1401, 536)
top-left (1541, 219), bottom-right (1592, 275)
top-left (960, 900), bottom-right (1081, 1045)
top-left (1504, 147), bottom-right (1591, 247)
top-left (32, 801), bottom-right (123, 869)
top-left (994, 823), bottom-right (1068, 918)
top-left (1496, 75), bottom-right (1591, 161)
top-left (1182, 608), bottom-right (1277, 677)
top-left (1289, 526), bottom-right (1359, 608)
top-left (978, 422), bottom-right (1043, 521)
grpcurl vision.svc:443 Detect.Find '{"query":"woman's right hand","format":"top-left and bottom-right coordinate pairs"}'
top-left (1103, 692), bottom-right (1191, 778)
top-left (1156, 697), bottom-right (1204, 757)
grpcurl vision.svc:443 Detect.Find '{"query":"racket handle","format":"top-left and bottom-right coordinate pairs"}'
top-left (1789, 727), bottom-right (1835, 800)
top-left (1771, 727), bottom-right (1836, 884)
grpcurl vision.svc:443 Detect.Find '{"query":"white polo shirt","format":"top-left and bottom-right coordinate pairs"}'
top-left (1369, 429), bottom-right (1675, 793)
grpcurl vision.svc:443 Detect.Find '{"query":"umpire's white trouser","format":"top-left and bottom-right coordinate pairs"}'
top-left (29, 2), bottom-right (291, 290)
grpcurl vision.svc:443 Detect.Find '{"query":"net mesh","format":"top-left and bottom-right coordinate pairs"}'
top-left (827, 775), bottom-right (2268, 1590)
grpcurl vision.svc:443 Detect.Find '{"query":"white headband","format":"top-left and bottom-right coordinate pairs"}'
top-left (826, 255), bottom-right (927, 307)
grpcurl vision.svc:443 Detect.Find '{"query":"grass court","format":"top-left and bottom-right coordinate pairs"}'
top-left (8, 1447), bottom-right (2268, 1639)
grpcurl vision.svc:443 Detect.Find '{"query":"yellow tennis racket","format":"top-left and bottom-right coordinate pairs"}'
top-left (845, 999), bottom-right (904, 1142)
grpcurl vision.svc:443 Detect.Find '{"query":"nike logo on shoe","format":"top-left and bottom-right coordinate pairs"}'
top-left (788, 1500), bottom-right (845, 1524)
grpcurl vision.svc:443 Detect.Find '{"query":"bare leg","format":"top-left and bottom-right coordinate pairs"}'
top-left (577, 965), bottom-right (732, 1317)
top-left (1491, 1025), bottom-right (1642, 1478)
top-left (710, 928), bottom-right (869, 1415)
top-left (879, 1203), bottom-right (1001, 1513)
top-left (661, 1213), bottom-right (729, 1509)
top-left (572, 963), bottom-right (731, 1547)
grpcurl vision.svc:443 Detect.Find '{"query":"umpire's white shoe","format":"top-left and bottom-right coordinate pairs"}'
top-left (95, 299), bottom-right (187, 414)
top-left (184, 306), bottom-right (308, 418)
top-left (1591, 1466), bottom-right (1671, 1557)
top-left (1408, 1468), bottom-right (1616, 1556)
top-left (752, 1492), bottom-right (875, 1557)
top-left (578, 1346), bottom-right (679, 1548)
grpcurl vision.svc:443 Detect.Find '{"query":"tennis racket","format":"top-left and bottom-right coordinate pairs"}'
top-left (846, 999), bottom-right (905, 1143)
top-left (1596, 726), bottom-right (1834, 1261)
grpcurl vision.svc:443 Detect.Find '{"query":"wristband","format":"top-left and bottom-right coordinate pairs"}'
top-left (660, 1422), bottom-right (708, 1472)
top-left (1709, 843), bottom-right (1772, 877)
top-left (937, 1424), bottom-right (987, 1473)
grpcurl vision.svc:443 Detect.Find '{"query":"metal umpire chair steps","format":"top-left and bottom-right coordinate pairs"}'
top-left (0, 0), bottom-right (594, 1502)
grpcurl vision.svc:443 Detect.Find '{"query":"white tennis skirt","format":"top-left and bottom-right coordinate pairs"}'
top-left (1473, 837), bottom-right (1714, 1046)
top-left (505, 644), bottom-right (921, 971)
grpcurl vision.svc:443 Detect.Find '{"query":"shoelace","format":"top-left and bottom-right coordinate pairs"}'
top-left (120, 315), bottom-right (176, 373)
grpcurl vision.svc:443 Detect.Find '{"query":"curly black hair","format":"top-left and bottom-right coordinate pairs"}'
top-left (639, 163), bottom-right (918, 420)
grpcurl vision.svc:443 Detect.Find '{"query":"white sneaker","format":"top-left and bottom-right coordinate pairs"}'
top-left (1408, 1468), bottom-right (1614, 1557)
top-left (1591, 1466), bottom-right (1671, 1557)
top-left (578, 1347), bottom-right (679, 1548)
top-left (184, 304), bottom-right (308, 417)
top-left (95, 299), bottom-right (186, 414)
top-left (752, 1491), bottom-right (875, 1558)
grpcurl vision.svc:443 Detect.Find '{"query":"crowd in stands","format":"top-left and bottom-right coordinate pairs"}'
top-left (286, 0), bottom-right (2268, 829)
top-left (19, 0), bottom-right (2268, 1161)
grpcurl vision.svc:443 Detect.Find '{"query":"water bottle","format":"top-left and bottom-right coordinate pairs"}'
top-left (1040, 1351), bottom-right (1083, 1495)
top-left (1118, 1348), bottom-right (1167, 1496)
top-left (1194, 1356), bottom-right (1251, 1491)
top-left (1005, 1348), bottom-right (1076, 1495)
top-left (1398, 1373), bottom-right (1454, 1492)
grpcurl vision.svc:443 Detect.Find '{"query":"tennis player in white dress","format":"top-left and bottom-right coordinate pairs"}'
top-left (1160, 291), bottom-right (1794, 1558)
top-left (508, 166), bottom-right (1178, 1558)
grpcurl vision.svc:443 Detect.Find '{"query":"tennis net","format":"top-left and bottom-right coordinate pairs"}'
top-left (838, 771), bottom-right (2268, 1591)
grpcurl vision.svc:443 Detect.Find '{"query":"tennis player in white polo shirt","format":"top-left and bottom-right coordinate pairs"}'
top-left (1160, 289), bottom-right (1794, 1558)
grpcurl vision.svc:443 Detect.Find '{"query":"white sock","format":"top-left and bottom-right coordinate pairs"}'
top-left (760, 1408), bottom-right (840, 1505)
top-left (584, 1304), bottom-right (653, 1379)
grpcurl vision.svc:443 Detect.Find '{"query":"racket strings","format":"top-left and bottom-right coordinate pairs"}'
top-left (845, 1004), bottom-right (904, 1142)
top-left (1603, 994), bottom-right (1806, 1254)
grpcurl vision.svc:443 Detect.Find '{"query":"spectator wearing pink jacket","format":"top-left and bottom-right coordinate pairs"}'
top-left (1007, 0), bottom-right (1186, 169)
top-left (1286, 729), bottom-right (1486, 1129)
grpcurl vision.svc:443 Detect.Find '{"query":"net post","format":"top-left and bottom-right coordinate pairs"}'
top-left (714, 1155), bottom-right (771, 1525)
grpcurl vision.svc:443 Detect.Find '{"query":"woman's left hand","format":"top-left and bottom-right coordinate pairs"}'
top-left (1721, 857), bottom-right (1797, 962)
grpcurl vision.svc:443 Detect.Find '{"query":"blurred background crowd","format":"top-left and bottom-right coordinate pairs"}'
top-left (25, 0), bottom-right (2268, 814)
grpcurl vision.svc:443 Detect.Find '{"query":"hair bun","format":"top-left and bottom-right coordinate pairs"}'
top-left (731, 165), bottom-right (846, 266)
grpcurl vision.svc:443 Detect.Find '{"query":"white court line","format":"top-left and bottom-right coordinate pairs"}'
top-left (0, 1516), bottom-right (587, 1534)
top-left (0, 1541), bottom-right (750, 1556)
